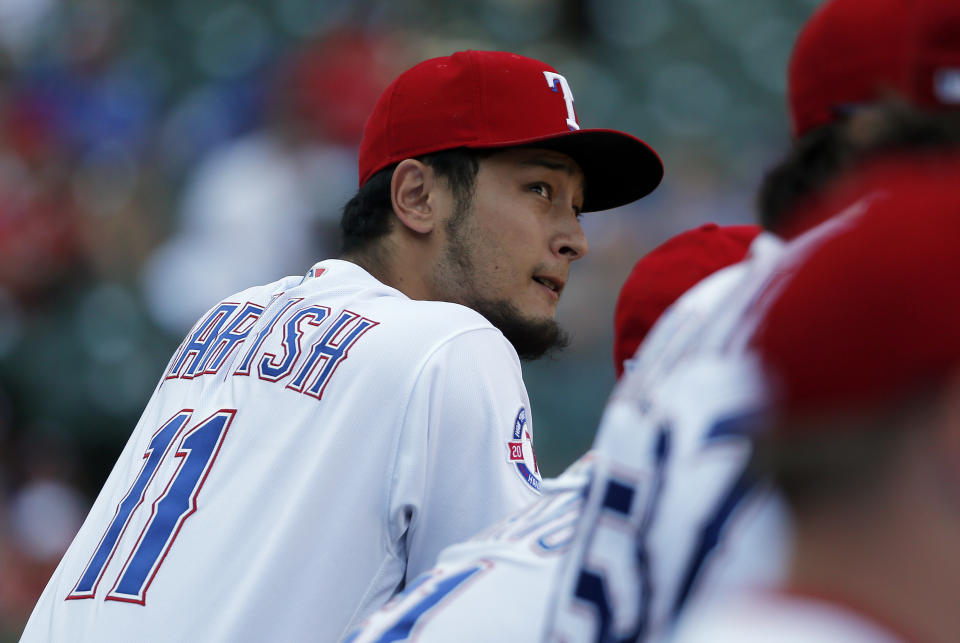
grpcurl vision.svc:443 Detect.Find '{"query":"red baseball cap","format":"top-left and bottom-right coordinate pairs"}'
top-left (357, 50), bottom-right (663, 212)
top-left (752, 152), bottom-right (960, 427)
top-left (788, 0), bottom-right (960, 138)
top-left (614, 223), bottom-right (760, 378)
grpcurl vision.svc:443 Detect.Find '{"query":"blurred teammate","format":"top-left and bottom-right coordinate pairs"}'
top-left (19, 51), bottom-right (662, 642)
top-left (613, 224), bottom-right (761, 380)
top-left (346, 223), bottom-right (760, 643)
top-left (548, 2), bottom-right (960, 641)
top-left (673, 152), bottom-right (960, 643)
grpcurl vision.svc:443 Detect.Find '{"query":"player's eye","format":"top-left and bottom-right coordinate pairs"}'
top-left (529, 183), bottom-right (551, 199)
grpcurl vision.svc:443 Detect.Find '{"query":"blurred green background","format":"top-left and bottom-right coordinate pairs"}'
top-left (0, 0), bottom-right (820, 637)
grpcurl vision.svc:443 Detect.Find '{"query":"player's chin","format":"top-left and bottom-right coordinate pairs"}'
top-left (471, 296), bottom-right (569, 360)
top-left (528, 301), bottom-right (559, 323)
top-left (505, 314), bottom-right (569, 360)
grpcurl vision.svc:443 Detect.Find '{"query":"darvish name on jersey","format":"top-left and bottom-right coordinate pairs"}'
top-left (162, 290), bottom-right (378, 400)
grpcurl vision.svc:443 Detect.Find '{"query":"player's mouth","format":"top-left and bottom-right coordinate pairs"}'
top-left (533, 275), bottom-right (564, 301)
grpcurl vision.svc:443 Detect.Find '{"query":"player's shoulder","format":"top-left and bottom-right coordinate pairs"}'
top-left (184, 274), bottom-right (302, 329)
top-left (232, 274), bottom-right (303, 302)
top-left (404, 299), bottom-right (500, 335)
top-left (366, 296), bottom-right (508, 357)
top-left (298, 259), bottom-right (499, 332)
top-left (292, 260), bottom-right (517, 370)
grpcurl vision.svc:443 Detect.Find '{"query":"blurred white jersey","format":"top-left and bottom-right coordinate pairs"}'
top-left (670, 591), bottom-right (907, 643)
top-left (346, 455), bottom-right (592, 643)
top-left (547, 232), bottom-right (792, 642)
top-left (21, 259), bottom-right (542, 643)
top-left (346, 233), bottom-right (792, 643)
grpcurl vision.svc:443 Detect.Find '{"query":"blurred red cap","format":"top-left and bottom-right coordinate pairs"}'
top-left (614, 223), bottom-right (760, 378)
top-left (752, 152), bottom-right (960, 427)
top-left (358, 50), bottom-right (663, 212)
top-left (283, 31), bottom-right (401, 146)
top-left (789, 0), bottom-right (960, 138)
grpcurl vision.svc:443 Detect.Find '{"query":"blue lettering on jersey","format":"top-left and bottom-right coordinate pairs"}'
top-left (67, 409), bottom-right (235, 605)
top-left (67, 411), bottom-right (191, 600)
top-left (346, 564), bottom-right (488, 642)
top-left (194, 302), bottom-right (265, 375)
top-left (570, 425), bottom-right (670, 643)
top-left (287, 309), bottom-right (379, 399)
top-left (235, 298), bottom-right (302, 376)
top-left (669, 409), bottom-right (764, 619)
top-left (166, 303), bottom-right (240, 380)
top-left (108, 410), bottom-right (234, 604)
top-left (602, 479), bottom-right (635, 516)
top-left (167, 294), bottom-right (379, 404)
top-left (258, 305), bottom-right (331, 381)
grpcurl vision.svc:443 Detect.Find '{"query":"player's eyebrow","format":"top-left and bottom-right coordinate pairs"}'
top-left (520, 157), bottom-right (580, 175)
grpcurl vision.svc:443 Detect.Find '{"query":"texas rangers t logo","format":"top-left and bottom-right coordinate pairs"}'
top-left (543, 71), bottom-right (579, 131)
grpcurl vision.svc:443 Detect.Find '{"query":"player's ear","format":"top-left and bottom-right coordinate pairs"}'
top-left (391, 159), bottom-right (438, 234)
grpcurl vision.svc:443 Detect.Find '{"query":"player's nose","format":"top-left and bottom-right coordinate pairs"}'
top-left (554, 214), bottom-right (588, 261)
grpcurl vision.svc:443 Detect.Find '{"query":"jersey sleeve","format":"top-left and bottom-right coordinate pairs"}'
top-left (387, 326), bottom-right (542, 583)
top-left (346, 457), bottom-right (593, 643)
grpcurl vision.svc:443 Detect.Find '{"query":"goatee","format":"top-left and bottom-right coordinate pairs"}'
top-left (471, 297), bottom-right (570, 360)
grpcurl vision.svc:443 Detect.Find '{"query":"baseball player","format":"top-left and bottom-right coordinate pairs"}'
top-left (672, 151), bottom-right (960, 643)
top-left (344, 223), bottom-right (760, 643)
top-left (547, 2), bottom-right (960, 641)
top-left (19, 51), bottom-right (662, 642)
top-left (351, 2), bottom-right (960, 641)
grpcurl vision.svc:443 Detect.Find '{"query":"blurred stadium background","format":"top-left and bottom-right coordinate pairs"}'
top-left (0, 0), bottom-right (819, 636)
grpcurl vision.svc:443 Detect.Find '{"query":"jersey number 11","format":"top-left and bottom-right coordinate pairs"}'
top-left (66, 408), bottom-right (235, 605)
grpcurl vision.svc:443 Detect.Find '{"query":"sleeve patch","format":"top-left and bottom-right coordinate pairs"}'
top-left (505, 407), bottom-right (542, 493)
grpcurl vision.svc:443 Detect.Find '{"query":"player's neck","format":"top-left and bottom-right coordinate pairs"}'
top-left (341, 238), bottom-right (438, 301)
top-left (789, 473), bottom-right (960, 643)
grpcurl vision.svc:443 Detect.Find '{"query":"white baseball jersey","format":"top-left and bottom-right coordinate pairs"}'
top-left (670, 591), bottom-right (907, 643)
top-left (344, 453), bottom-right (593, 643)
top-left (546, 232), bottom-right (793, 642)
top-left (21, 259), bottom-right (542, 643)
top-left (344, 233), bottom-right (793, 643)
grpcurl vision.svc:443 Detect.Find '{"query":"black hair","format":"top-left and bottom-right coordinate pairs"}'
top-left (339, 147), bottom-right (494, 256)
top-left (757, 99), bottom-right (960, 233)
top-left (756, 120), bottom-right (849, 232)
